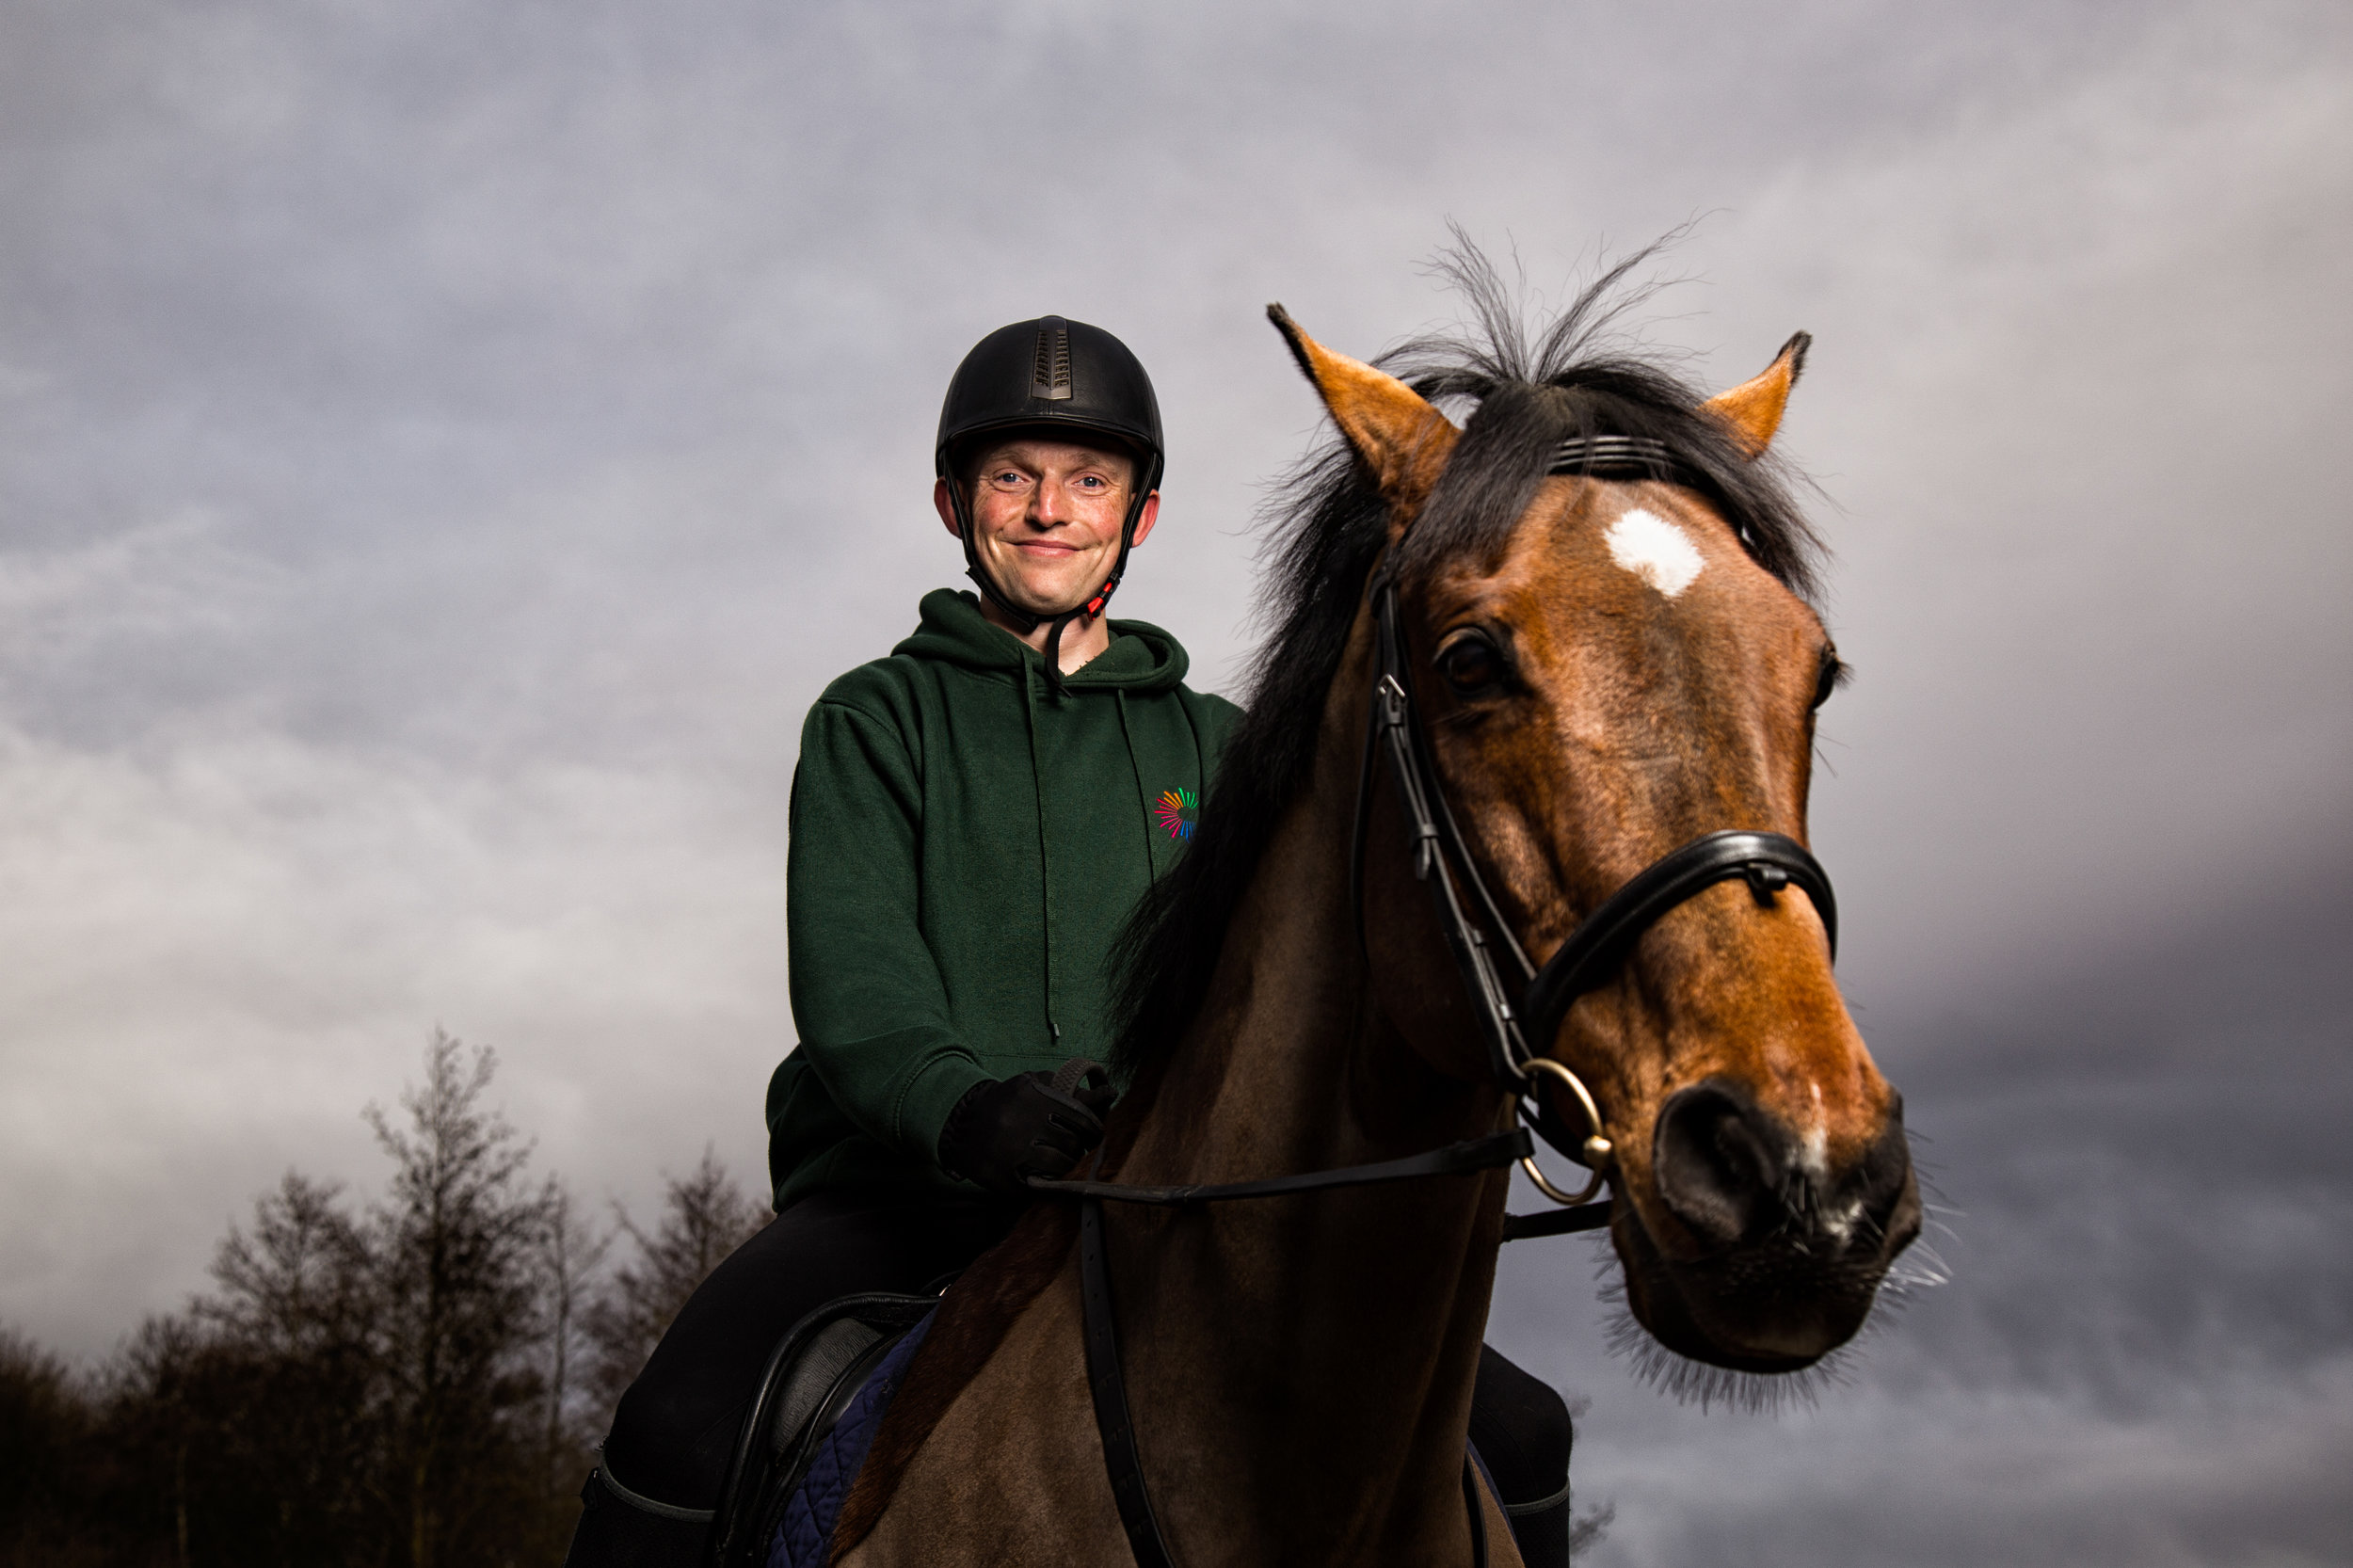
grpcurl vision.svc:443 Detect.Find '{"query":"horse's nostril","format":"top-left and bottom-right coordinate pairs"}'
top-left (1653, 1082), bottom-right (1794, 1248)
top-left (1848, 1097), bottom-right (1917, 1243)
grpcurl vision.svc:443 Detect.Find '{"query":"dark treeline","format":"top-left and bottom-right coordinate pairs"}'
top-left (0, 1032), bottom-right (766, 1568)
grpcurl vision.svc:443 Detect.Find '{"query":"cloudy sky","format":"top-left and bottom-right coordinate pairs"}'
top-left (4, 1), bottom-right (2348, 1561)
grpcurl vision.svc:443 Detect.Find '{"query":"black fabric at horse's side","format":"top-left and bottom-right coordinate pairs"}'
top-left (1471, 1344), bottom-right (1575, 1568)
top-left (566, 1191), bottom-right (1020, 1567)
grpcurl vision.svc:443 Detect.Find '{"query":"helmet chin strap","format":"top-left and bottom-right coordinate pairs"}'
top-left (952, 483), bottom-right (1144, 697)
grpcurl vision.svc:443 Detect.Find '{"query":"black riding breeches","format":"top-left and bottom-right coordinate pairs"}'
top-left (1473, 1343), bottom-right (1576, 1567)
top-left (598, 1189), bottom-right (1021, 1512)
top-left (572, 1192), bottom-right (1574, 1567)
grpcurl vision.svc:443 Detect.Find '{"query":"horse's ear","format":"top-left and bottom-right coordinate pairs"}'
top-left (1702, 331), bottom-right (1811, 456)
top-left (1267, 304), bottom-right (1457, 517)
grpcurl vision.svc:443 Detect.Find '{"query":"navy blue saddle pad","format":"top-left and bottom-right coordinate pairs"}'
top-left (764, 1308), bottom-right (933, 1567)
top-left (706, 1292), bottom-right (937, 1568)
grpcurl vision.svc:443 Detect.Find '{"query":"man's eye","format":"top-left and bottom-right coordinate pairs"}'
top-left (1437, 632), bottom-right (1506, 695)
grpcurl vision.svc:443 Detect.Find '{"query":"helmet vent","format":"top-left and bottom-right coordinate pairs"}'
top-left (1031, 316), bottom-right (1074, 402)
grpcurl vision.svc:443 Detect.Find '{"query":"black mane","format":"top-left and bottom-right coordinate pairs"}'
top-left (1111, 239), bottom-right (1826, 1082)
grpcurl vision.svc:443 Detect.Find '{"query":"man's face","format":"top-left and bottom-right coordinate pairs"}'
top-left (934, 435), bottom-right (1159, 617)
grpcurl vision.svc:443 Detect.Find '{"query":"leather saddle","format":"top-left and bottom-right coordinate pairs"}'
top-left (706, 1291), bottom-right (936, 1568)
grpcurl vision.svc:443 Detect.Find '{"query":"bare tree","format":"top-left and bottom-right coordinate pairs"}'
top-left (366, 1030), bottom-right (551, 1568)
top-left (196, 1172), bottom-right (382, 1556)
top-left (532, 1182), bottom-right (608, 1506)
top-left (0, 1327), bottom-right (94, 1567)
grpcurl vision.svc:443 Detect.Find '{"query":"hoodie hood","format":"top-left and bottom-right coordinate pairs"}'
top-left (895, 589), bottom-right (1190, 693)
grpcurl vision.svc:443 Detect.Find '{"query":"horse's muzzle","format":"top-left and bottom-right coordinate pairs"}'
top-left (1611, 1077), bottom-right (1919, 1370)
top-left (1653, 1080), bottom-right (1915, 1256)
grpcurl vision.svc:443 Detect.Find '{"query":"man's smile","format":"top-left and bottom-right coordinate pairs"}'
top-left (936, 425), bottom-right (1159, 652)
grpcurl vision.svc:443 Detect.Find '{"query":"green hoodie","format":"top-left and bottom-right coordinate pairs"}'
top-left (766, 588), bottom-right (1241, 1208)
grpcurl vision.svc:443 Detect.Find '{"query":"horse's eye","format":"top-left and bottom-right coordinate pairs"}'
top-left (1812, 648), bottom-right (1847, 710)
top-left (1437, 632), bottom-right (1506, 696)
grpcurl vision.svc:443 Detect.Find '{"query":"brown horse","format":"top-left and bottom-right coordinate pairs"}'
top-left (829, 264), bottom-right (1920, 1565)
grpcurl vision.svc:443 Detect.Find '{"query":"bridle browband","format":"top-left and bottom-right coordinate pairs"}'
top-left (1546, 431), bottom-right (1700, 484)
top-left (1026, 433), bottom-right (1842, 1566)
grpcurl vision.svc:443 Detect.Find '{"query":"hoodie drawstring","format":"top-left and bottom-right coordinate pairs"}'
top-left (1020, 664), bottom-right (1060, 1047)
top-left (1113, 690), bottom-right (1160, 878)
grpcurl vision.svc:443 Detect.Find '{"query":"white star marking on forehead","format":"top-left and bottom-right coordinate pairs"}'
top-left (1604, 507), bottom-right (1705, 599)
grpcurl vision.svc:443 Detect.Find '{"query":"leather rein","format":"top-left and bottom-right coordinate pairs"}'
top-left (1025, 434), bottom-right (1841, 1564)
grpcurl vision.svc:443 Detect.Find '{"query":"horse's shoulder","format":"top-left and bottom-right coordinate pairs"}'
top-left (828, 1200), bottom-right (1080, 1560)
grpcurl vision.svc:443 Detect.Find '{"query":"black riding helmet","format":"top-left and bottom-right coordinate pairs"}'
top-left (936, 316), bottom-right (1164, 682)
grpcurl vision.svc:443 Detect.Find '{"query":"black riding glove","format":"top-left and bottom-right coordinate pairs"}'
top-left (938, 1061), bottom-right (1116, 1195)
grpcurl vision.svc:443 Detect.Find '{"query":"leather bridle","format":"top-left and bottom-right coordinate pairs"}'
top-left (1352, 568), bottom-right (1836, 1229)
top-left (1027, 433), bottom-right (1843, 1565)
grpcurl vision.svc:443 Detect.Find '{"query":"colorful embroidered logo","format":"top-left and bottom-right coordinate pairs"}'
top-left (1155, 787), bottom-right (1199, 841)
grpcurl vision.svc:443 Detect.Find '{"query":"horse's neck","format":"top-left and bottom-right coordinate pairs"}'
top-left (1107, 624), bottom-right (1512, 1558)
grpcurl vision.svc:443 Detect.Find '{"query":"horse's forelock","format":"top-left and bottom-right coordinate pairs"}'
top-left (1392, 381), bottom-right (1571, 586)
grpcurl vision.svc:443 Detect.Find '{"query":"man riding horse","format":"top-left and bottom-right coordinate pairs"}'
top-left (561, 316), bottom-right (1578, 1567)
